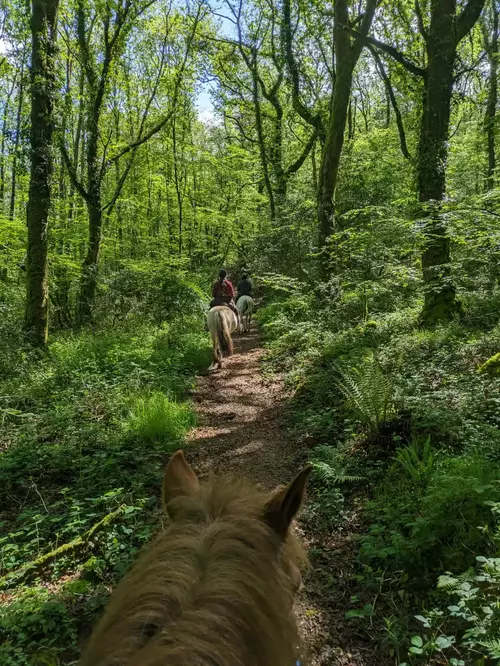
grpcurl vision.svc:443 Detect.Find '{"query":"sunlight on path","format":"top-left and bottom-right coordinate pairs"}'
top-left (187, 324), bottom-right (386, 666)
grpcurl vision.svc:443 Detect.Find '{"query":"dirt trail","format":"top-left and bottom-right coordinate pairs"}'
top-left (187, 325), bottom-right (386, 666)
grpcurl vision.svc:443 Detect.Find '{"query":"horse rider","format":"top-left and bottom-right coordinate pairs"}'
top-left (236, 273), bottom-right (253, 303)
top-left (210, 269), bottom-right (240, 322)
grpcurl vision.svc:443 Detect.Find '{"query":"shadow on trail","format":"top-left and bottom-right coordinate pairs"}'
top-left (187, 323), bottom-right (389, 666)
top-left (187, 324), bottom-right (305, 489)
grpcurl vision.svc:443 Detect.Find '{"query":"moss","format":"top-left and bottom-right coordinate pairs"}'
top-left (478, 352), bottom-right (500, 377)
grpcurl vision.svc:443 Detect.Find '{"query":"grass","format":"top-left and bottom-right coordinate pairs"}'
top-left (0, 300), bottom-right (211, 665)
top-left (123, 392), bottom-right (195, 447)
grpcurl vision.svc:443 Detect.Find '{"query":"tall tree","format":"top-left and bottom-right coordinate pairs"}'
top-left (61, 0), bottom-right (203, 324)
top-left (350, 0), bottom-right (486, 322)
top-left (25, 0), bottom-right (60, 345)
top-left (211, 0), bottom-right (316, 222)
top-left (283, 0), bottom-right (377, 271)
top-left (483, 0), bottom-right (499, 190)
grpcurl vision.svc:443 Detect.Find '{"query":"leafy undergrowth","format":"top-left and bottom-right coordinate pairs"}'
top-left (256, 209), bottom-right (500, 665)
top-left (0, 290), bottom-right (211, 665)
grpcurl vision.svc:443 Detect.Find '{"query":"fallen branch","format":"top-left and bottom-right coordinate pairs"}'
top-left (0, 504), bottom-right (126, 589)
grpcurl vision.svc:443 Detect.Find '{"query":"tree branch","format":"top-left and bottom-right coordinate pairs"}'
top-left (351, 0), bottom-right (378, 63)
top-left (107, 3), bottom-right (203, 164)
top-left (285, 130), bottom-right (317, 177)
top-left (369, 45), bottom-right (411, 159)
top-left (282, 0), bottom-right (325, 140)
top-left (59, 140), bottom-right (88, 201)
top-left (415, 0), bottom-right (429, 41)
top-left (102, 153), bottom-right (135, 214)
top-left (224, 112), bottom-right (258, 143)
top-left (343, 26), bottom-right (427, 77)
top-left (456, 0), bottom-right (487, 43)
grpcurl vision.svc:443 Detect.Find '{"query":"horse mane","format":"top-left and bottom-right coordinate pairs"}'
top-left (79, 475), bottom-right (306, 666)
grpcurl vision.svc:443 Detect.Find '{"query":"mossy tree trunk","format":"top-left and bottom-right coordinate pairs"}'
top-left (483, 0), bottom-right (499, 190)
top-left (418, 0), bottom-right (485, 324)
top-left (317, 0), bottom-right (376, 274)
top-left (351, 0), bottom-right (486, 322)
top-left (25, 0), bottom-right (60, 346)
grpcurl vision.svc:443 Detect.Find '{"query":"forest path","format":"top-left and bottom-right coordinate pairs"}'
top-left (186, 324), bottom-right (386, 666)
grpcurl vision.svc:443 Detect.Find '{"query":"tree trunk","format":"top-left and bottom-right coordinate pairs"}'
top-left (172, 118), bottom-right (183, 255)
top-left (418, 0), bottom-right (461, 323)
top-left (9, 59), bottom-right (25, 221)
top-left (317, 68), bottom-right (352, 256)
top-left (0, 76), bottom-right (17, 210)
top-left (251, 64), bottom-right (276, 221)
top-left (67, 70), bottom-right (84, 227)
top-left (25, 0), bottom-right (60, 345)
top-left (76, 108), bottom-right (102, 325)
top-left (485, 1), bottom-right (499, 190)
top-left (77, 197), bottom-right (102, 324)
top-left (316, 0), bottom-right (376, 273)
top-left (317, 0), bottom-right (354, 264)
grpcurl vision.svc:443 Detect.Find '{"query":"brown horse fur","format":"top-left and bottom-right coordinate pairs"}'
top-left (79, 451), bottom-right (311, 666)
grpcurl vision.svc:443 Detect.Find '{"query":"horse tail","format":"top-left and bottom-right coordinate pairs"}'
top-left (217, 311), bottom-right (233, 357)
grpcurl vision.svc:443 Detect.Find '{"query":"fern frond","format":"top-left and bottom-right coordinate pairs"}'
top-left (310, 445), bottom-right (365, 486)
top-left (481, 638), bottom-right (500, 660)
top-left (333, 358), bottom-right (395, 434)
top-left (437, 574), bottom-right (460, 590)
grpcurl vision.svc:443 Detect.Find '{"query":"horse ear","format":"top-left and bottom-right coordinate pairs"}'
top-left (162, 450), bottom-right (199, 509)
top-left (264, 466), bottom-right (312, 539)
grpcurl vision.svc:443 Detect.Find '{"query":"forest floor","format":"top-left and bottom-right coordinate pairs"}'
top-left (186, 323), bottom-right (389, 666)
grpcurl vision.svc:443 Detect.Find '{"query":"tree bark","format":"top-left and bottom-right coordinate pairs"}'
top-left (0, 75), bottom-right (17, 210)
top-left (9, 58), bottom-right (25, 220)
top-left (317, 0), bottom-right (376, 272)
top-left (25, 0), bottom-right (60, 345)
top-left (418, 0), bottom-right (485, 323)
top-left (484, 1), bottom-right (499, 190)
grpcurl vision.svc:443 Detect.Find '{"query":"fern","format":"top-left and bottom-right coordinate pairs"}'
top-left (391, 436), bottom-right (436, 486)
top-left (334, 357), bottom-right (395, 434)
top-left (481, 638), bottom-right (500, 660)
top-left (437, 574), bottom-right (460, 590)
top-left (310, 445), bottom-right (365, 486)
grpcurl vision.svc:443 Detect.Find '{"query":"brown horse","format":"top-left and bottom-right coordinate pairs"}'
top-left (79, 451), bottom-right (311, 666)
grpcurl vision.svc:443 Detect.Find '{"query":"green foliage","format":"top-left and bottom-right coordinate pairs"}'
top-left (359, 456), bottom-right (500, 582)
top-left (124, 392), bottom-right (195, 447)
top-left (334, 357), bottom-right (396, 435)
top-left (410, 544), bottom-right (500, 664)
top-left (0, 586), bottom-right (78, 666)
top-left (391, 436), bottom-right (436, 488)
top-left (0, 272), bottom-right (210, 663)
top-left (305, 444), bottom-right (365, 528)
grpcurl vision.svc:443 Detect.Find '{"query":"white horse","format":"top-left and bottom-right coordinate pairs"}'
top-left (207, 306), bottom-right (239, 368)
top-left (236, 295), bottom-right (254, 332)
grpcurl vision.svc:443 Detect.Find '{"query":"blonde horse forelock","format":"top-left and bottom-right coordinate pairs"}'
top-left (79, 474), bottom-right (308, 666)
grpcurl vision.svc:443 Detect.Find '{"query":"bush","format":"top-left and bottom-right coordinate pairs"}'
top-left (359, 455), bottom-right (500, 586)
